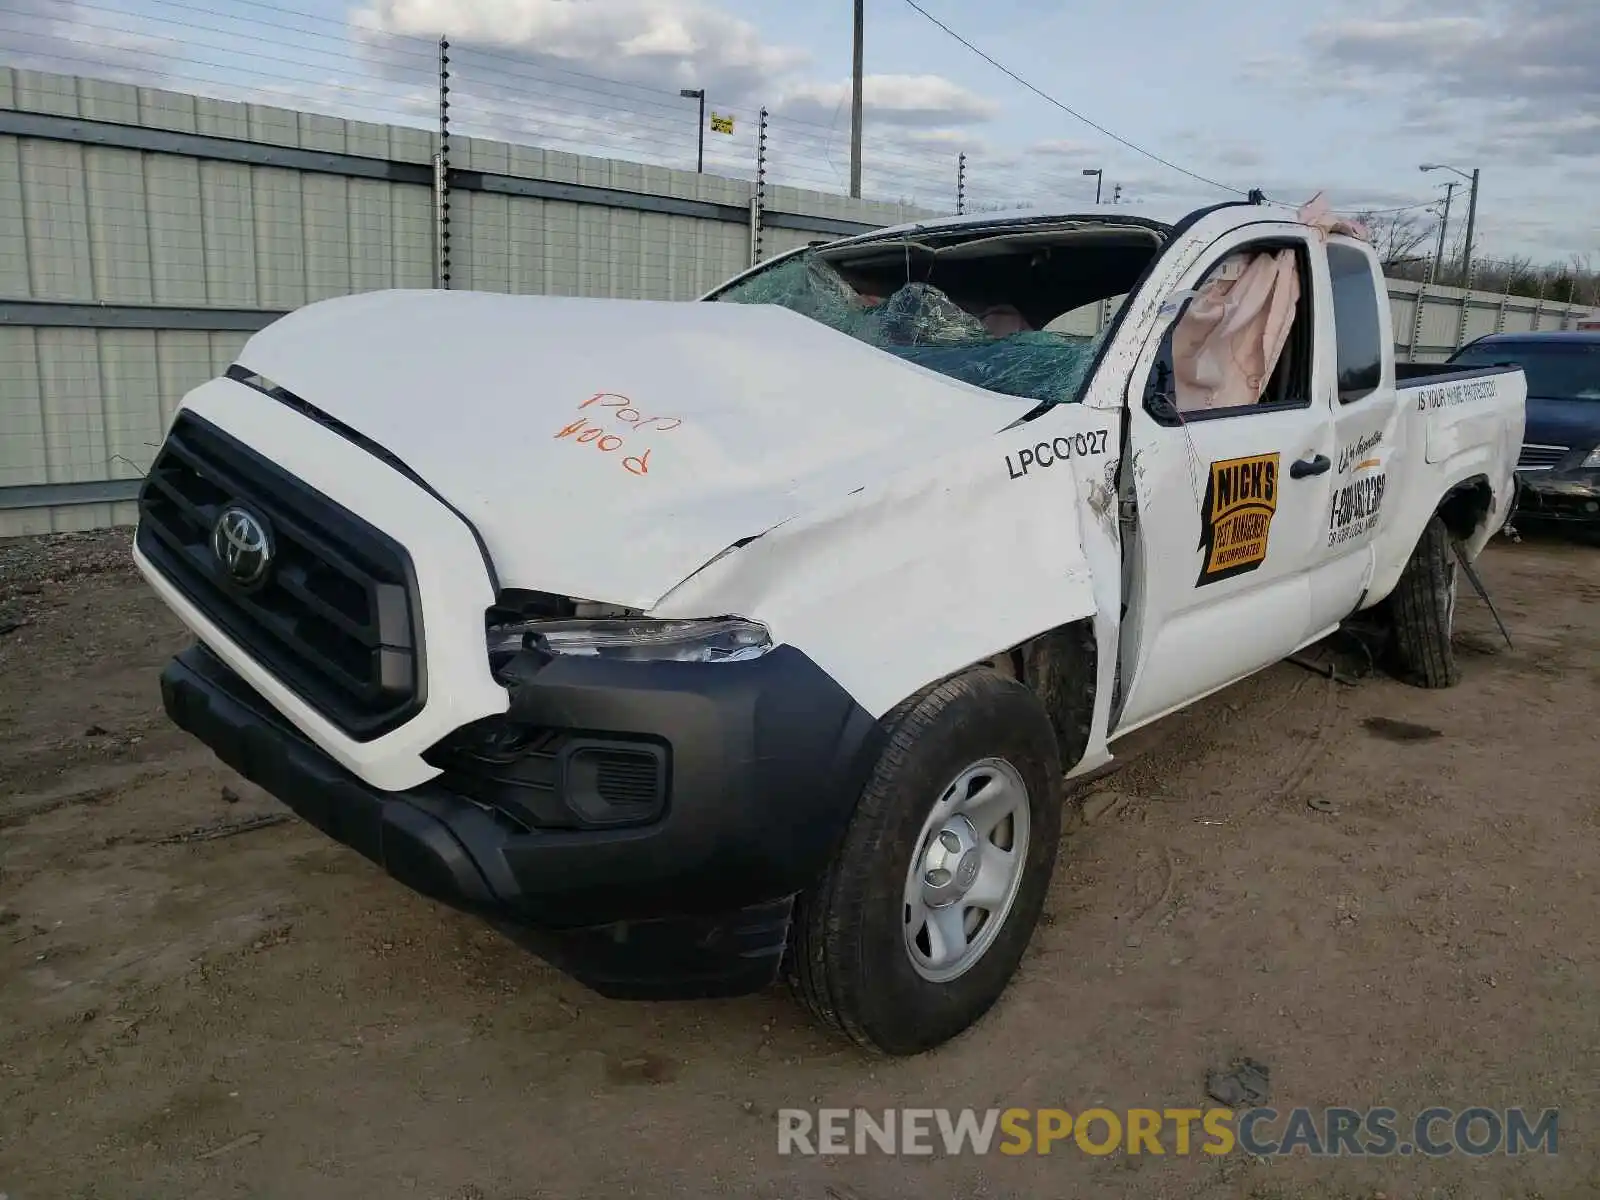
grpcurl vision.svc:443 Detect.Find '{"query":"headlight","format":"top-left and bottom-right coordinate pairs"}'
top-left (487, 616), bottom-right (773, 663)
top-left (1582, 446), bottom-right (1600, 469)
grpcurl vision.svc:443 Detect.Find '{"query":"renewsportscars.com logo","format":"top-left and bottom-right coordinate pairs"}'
top-left (777, 1107), bottom-right (1560, 1158)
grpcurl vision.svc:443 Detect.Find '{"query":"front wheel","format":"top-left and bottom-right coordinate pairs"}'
top-left (1386, 514), bottom-right (1461, 688)
top-left (788, 669), bottom-right (1063, 1056)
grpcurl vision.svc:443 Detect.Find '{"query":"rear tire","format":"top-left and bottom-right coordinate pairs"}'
top-left (1386, 514), bottom-right (1461, 688)
top-left (788, 669), bottom-right (1063, 1056)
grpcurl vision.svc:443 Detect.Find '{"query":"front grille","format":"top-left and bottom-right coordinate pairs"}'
top-left (425, 721), bottom-right (668, 830)
top-left (1518, 443), bottom-right (1569, 471)
top-left (136, 411), bottom-right (423, 740)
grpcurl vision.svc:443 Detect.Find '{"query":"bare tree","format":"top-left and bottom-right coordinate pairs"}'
top-left (1355, 209), bottom-right (1437, 272)
top-left (1346, 214), bottom-right (1597, 308)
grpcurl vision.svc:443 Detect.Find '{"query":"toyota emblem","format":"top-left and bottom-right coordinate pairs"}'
top-left (211, 506), bottom-right (274, 587)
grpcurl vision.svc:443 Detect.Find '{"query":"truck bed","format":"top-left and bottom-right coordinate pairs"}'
top-left (1395, 362), bottom-right (1522, 387)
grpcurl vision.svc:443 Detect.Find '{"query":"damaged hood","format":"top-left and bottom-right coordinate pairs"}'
top-left (235, 289), bottom-right (1037, 608)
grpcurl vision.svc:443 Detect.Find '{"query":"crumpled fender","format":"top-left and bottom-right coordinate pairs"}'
top-left (652, 403), bottom-right (1123, 738)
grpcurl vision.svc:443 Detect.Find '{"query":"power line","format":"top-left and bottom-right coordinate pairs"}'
top-left (0, 10), bottom-right (956, 203)
top-left (107, 0), bottom-right (1450, 218)
top-left (134, 0), bottom-right (435, 67)
top-left (8, 0), bottom-right (1447, 220)
top-left (1349, 201), bottom-right (1442, 215)
top-left (898, 0), bottom-right (1245, 196)
top-left (897, 0), bottom-right (1441, 217)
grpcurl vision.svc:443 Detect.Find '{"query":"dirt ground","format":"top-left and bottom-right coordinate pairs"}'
top-left (1, 528), bottom-right (1597, 1200)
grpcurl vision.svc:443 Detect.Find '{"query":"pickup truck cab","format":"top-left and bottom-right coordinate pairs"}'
top-left (1447, 331), bottom-right (1600, 528)
top-left (135, 197), bottom-right (1525, 1056)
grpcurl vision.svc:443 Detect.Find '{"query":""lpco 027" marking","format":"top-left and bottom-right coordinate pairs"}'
top-left (1006, 429), bottom-right (1110, 479)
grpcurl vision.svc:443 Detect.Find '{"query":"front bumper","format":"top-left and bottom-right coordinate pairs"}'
top-left (1516, 469), bottom-right (1600, 523)
top-left (161, 642), bottom-right (879, 999)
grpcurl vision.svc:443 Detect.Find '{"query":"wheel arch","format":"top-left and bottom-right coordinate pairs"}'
top-left (1436, 473), bottom-right (1499, 553)
top-left (973, 617), bottom-right (1098, 775)
top-left (1368, 471), bottom-right (1502, 608)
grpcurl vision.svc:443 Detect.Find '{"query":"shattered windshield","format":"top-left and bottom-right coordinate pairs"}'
top-left (711, 251), bottom-right (1105, 408)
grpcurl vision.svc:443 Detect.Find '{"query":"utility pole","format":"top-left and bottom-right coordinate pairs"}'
top-left (956, 152), bottom-right (966, 215)
top-left (1421, 162), bottom-right (1482, 287)
top-left (849, 0), bottom-right (864, 198)
top-left (1459, 167), bottom-right (1480, 282)
top-left (1432, 181), bottom-right (1457, 282)
top-left (679, 88), bottom-right (706, 173)
top-left (1112, 183), bottom-right (1122, 205)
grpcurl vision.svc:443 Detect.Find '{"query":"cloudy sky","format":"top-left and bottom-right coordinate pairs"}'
top-left (6, 0), bottom-right (1598, 264)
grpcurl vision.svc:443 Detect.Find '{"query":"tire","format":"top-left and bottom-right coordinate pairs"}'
top-left (788, 668), bottom-right (1063, 1056)
top-left (1386, 514), bottom-right (1461, 688)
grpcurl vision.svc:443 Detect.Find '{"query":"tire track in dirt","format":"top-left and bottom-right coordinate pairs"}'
top-left (1, 529), bottom-right (1597, 1200)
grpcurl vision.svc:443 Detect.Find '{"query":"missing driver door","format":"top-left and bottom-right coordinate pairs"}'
top-left (1111, 227), bottom-right (1335, 737)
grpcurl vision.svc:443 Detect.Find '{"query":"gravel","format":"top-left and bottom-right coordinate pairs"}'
top-left (0, 529), bottom-right (140, 635)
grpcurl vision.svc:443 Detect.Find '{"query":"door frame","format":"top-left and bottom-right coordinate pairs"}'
top-left (1110, 221), bottom-right (1335, 736)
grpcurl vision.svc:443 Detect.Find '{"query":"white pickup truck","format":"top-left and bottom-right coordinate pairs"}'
top-left (135, 197), bottom-right (1524, 1056)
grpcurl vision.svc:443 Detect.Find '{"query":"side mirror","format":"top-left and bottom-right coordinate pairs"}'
top-left (1144, 362), bottom-right (1182, 425)
top-left (1142, 292), bottom-right (1195, 427)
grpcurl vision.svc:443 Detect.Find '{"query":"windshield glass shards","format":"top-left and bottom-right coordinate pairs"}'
top-left (712, 249), bottom-right (1112, 408)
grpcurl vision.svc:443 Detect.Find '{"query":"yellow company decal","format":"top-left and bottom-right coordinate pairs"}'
top-left (1197, 453), bottom-right (1280, 586)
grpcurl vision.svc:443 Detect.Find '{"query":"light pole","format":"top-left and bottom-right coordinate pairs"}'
top-left (1421, 163), bottom-right (1479, 281)
top-left (1430, 180), bottom-right (1458, 282)
top-left (850, 0), bottom-right (865, 198)
top-left (680, 88), bottom-right (705, 173)
top-left (1082, 167), bottom-right (1102, 204)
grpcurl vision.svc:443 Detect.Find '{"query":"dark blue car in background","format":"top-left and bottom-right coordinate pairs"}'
top-left (1448, 331), bottom-right (1600, 530)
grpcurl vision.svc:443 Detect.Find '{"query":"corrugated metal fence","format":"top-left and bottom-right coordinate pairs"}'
top-left (0, 69), bottom-right (929, 534)
top-left (1, 68), bottom-right (1593, 536)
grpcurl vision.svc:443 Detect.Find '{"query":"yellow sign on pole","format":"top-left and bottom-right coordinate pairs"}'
top-left (710, 113), bottom-right (735, 135)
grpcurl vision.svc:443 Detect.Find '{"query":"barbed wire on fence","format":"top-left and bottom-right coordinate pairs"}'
top-left (5, 1), bottom-right (1598, 294)
top-left (5, 0), bottom-right (1597, 292)
top-left (2, 0), bottom-right (971, 212)
top-left (2, 6), bottom-right (1596, 532)
top-left (8, 0), bottom-right (1513, 224)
